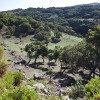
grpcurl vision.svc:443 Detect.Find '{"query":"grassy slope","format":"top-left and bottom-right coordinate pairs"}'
top-left (49, 33), bottom-right (82, 49)
top-left (0, 34), bottom-right (83, 54)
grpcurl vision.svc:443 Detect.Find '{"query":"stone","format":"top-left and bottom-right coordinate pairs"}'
top-left (33, 83), bottom-right (49, 95)
top-left (15, 67), bottom-right (22, 72)
top-left (4, 47), bottom-right (9, 50)
top-left (33, 73), bottom-right (43, 80)
top-left (33, 83), bottom-right (45, 90)
top-left (64, 95), bottom-right (70, 100)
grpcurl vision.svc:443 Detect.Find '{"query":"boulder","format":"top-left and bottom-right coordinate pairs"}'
top-left (4, 47), bottom-right (10, 51)
top-left (33, 73), bottom-right (43, 80)
top-left (16, 67), bottom-right (22, 71)
top-left (33, 83), bottom-right (49, 95)
top-left (64, 95), bottom-right (70, 100)
top-left (33, 83), bottom-right (45, 90)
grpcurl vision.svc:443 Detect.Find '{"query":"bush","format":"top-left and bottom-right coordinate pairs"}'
top-left (0, 71), bottom-right (23, 93)
top-left (13, 72), bottom-right (23, 86)
top-left (27, 78), bottom-right (35, 85)
top-left (69, 79), bottom-right (84, 99)
top-left (0, 59), bottom-right (7, 77)
top-left (0, 47), bottom-right (7, 77)
top-left (51, 36), bottom-right (61, 43)
top-left (0, 86), bottom-right (41, 100)
top-left (84, 77), bottom-right (100, 100)
top-left (0, 47), bottom-right (4, 59)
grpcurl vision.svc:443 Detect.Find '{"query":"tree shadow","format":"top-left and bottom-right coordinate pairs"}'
top-left (29, 62), bottom-right (44, 67)
top-left (53, 72), bottom-right (67, 79)
top-left (59, 75), bottom-right (76, 87)
top-left (47, 62), bottom-right (57, 67)
top-left (51, 72), bottom-right (76, 87)
top-left (14, 60), bottom-right (26, 65)
top-left (78, 70), bottom-right (89, 84)
top-left (78, 70), bottom-right (89, 80)
top-left (29, 63), bottom-right (48, 72)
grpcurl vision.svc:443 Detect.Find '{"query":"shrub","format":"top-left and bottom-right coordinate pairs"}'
top-left (13, 72), bottom-right (23, 86)
top-left (0, 71), bottom-right (22, 93)
top-left (0, 47), bottom-right (4, 59)
top-left (0, 59), bottom-right (7, 77)
top-left (51, 36), bottom-right (61, 43)
top-left (84, 77), bottom-right (100, 100)
top-left (0, 47), bottom-right (7, 77)
top-left (70, 79), bottom-right (84, 99)
top-left (0, 86), bottom-right (41, 100)
top-left (27, 78), bottom-right (35, 85)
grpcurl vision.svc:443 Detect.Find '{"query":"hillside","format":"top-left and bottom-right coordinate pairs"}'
top-left (1, 3), bottom-right (100, 37)
top-left (0, 3), bottom-right (100, 100)
top-left (9, 3), bottom-right (100, 35)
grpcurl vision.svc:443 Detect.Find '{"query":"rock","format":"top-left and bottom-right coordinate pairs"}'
top-left (27, 85), bottom-right (34, 89)
top-left (14, 61), bottom-right (19, 64)
top-left (33, 73), bottom-right (43, 80)
top-left (26, 66), bottom-right (29, 68)
top-left (38, 93), bottom-right (47, 97)
top-left (33, 83), bottom-right (49, 95)
top-left (25, 77), bottom-right (30, 81)
top-left (15, 42), bottom-right (19, 44)
top-left (23, 73), bottom-right (25, 76)
top-left (10, 51), bottom-right (15, 55)
top-left (4, 47), bottom-right (9, 50)
top-left (15, 67), bottom-right (22, 72)
top-left (33, 83), bottom-right (45, 90)
top-left (60, 89), bottom-right (66, 95)
top-left (64, 95), bottom-right (70, 100)
top-left (7, 59), bottom-right (12, 62)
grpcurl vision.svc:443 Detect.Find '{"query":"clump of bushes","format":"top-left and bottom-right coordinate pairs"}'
top-left (0, 86), bottom-right (41, 100)
top-left (84, 77), bottom-right (100, 100)
top-left (0, 71), bottom-right (23, 93)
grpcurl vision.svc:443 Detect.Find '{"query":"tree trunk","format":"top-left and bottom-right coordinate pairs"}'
top-left (27, 58), bottom-right (31, 65)
top-left (34, 56), bottom-right (38, 64)
top-left (49, 75), bottom-right (52, 83)
top-left (62, 68), bottom-right (66, 73)
top-left (60, 61), bottom-right (63, 72)
top-left (43, 56), bottom-right (44, 63)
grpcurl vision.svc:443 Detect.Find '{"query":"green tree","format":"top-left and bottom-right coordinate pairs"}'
top-left (60, 42), bottom-right (84, 73)
top-left (19, 22), bottom-right (32, 34)
top-left (34, 31), bottom-right (51, 45)
top-left (25, 41), bottom-right (48, 64)
top-left (53, 46), bottom-right (61, 62)
top-left (6, 26), bottom-right (15, 36)
top-left (25, 43), bottom-right (35, 65)
top-left (33, 41), bottom-right (48, 63)
top-left (86, 25), bottom-right (100, 78)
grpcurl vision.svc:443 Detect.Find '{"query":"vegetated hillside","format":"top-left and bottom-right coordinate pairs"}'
top-left (10, 3), bottom-right (100, 35)
top-left (0, 3), bottom-right (100, 100)
top-left (0, 3), bottom-right (100, 38)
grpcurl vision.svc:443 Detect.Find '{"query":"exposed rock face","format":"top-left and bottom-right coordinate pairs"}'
top-left (33, 73), bottom-right (43, 80)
